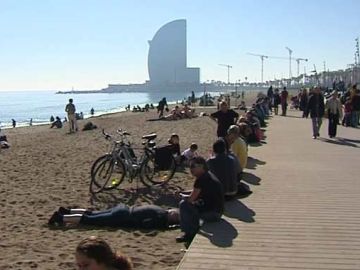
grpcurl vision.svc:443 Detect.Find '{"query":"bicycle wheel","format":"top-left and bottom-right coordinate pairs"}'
top-left (90, 155), bottom-right (126, 193)
top-left (140, 152), bottom-right (176, 186)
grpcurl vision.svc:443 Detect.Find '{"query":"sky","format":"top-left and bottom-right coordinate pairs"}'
top-left (0, 0), bottom-right (360, 91)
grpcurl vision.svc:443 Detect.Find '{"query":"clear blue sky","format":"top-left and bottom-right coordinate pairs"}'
top-left (1, 0), bottom-right (359, 91)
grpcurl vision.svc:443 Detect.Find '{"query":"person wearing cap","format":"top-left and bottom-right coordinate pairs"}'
top-left (305, 87), bottom-right (325, 139)
top-left (177, 157), bottom-right (224, 243)
top-left (325, 91), bottom-right (343, 138)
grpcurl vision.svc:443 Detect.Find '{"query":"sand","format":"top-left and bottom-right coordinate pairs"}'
top-left (0, 91), bottom-right (260, 269)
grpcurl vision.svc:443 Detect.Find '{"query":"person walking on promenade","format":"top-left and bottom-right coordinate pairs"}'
top-left (210, 101), bottom-right (239, 137)
top-left (299, 88), bottom-right (309, 118)
top-left (280, 87), bottom-right (289, 116)
top-left (325, 91), bottom-right (343, 138)
top-left (306, 87), bottom-right (325, 139)
top-left (65, 98), bottom-right (77, 133)
top-left (350, 85), bottom-right (360, 127)
top-left (267, 85), bottom-right (274, 112)
top-left (273, 88), bottom-right (281, 115)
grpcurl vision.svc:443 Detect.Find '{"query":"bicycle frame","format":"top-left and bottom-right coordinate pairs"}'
top-left (102, 129), bottom-right (155, 181)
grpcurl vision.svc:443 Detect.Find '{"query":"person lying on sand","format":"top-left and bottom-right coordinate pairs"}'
top-left (48, 203), bottom-right (180, 229)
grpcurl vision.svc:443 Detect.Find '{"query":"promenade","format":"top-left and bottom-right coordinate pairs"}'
top-left (177, 110), bottom-right (360, 270)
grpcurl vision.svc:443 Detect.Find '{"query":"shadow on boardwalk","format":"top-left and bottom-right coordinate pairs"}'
top-left (318, 137), bottom-right (359, 148)
top-left (199, 219), bottom-right (238, 248)
top-left (224, 200), bottom-right (255, 223)
top-left (242, 172), bottom-right (261, 185)
top-left (198, 200), bottom-right (255, 248)
top-left (246, 156), bottom-right (266, 169)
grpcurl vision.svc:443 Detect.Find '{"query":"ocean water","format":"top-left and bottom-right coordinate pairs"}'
top-left (0, 90), bottom-right (220, 128)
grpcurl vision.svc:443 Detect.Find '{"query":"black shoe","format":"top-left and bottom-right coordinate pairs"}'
top-left (176, 234), bottom-right (193, 243)
top-left (48, 211), bottom-right (63, 226)
top-left (58, 207), bottom-right (71, 215)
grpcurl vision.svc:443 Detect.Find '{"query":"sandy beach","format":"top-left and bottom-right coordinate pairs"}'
top-left (0, 92), bottom-right (260, 269)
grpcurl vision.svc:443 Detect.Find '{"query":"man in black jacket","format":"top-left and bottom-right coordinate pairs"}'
top-left (306, 87), bottom-right (325, 139)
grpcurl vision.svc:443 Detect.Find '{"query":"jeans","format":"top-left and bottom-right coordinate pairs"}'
top-left (179, 200), bottom-right (221, 238)
top-left (311, 117), bottom-right (322, 136)
top-left (351, 111), bottom-right (360, 127)
top-left (80, 204), bottom-right (131, 227)
top-left (328, 113), bottom-right (339, 137)
top-left (281, 103), bottom-right (287, 116)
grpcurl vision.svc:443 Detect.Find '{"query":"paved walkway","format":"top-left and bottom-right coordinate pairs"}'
top-left (177, 110), bottom-right (360, 270)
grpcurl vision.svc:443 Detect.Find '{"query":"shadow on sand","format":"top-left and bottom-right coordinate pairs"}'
top-left (90, 183), bottom-right (183, 209)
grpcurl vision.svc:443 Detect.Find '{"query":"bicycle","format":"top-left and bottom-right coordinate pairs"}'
top-left (89, 129), bottom-right (177, 194)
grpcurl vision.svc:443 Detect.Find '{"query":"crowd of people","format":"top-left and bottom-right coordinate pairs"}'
top-left (48, 93), bottom-right (270, 268)
top-left (266, 84), bottom-right (360, 138)
top-left (44, 84), bottom-right (360, 268)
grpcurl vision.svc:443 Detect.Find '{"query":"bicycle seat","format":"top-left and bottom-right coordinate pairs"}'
top-left (142, 133), bottom-right (157, 140)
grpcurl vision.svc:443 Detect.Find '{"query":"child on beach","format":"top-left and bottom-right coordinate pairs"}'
top-left (168, 133), bottom-right (181, 158)
top-left (181, 143), bottom-right (198, 165)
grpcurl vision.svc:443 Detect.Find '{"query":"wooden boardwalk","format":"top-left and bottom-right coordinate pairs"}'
top-left (177, 111), bottom-right (360, 270)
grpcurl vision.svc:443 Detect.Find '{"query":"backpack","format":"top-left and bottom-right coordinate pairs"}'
top-left (154, 145), bottom-right (173, 170)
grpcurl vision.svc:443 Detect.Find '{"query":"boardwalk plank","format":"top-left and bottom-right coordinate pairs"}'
top-left (177, 111), bottom-right (360, 270)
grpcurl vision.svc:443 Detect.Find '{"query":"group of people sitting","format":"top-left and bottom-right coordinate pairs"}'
top-left (162, 104), bottom-right (196, 120)
top-left (48, 97), bottom-right (268, 256)
top-left (131, 103), bottom-right (155, 112)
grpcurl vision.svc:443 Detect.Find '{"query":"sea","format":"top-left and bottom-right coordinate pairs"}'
top-left (0, 90), bottom-right (225, 129)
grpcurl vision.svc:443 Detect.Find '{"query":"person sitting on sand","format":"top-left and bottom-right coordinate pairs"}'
top-left (0, 129), bottom-right (10, 149)
top-left (181, 143), bottom-right (198, 165)
top-left (207, 139), bottom-right (238, 198)
top-left (238, 100), bottom-right (247, 111)
top-left (50, 116), bottom-right (63, 129)
top-left (76, 236), bottom-right (133, 270)
top-left (181, 104), bottom-right (195, 118)
top-left (177, 157), bottom-right (224, 243)
top-left (167, 133), bottom-right (181, 160)
top-left (164, 106), bottom-right (182, 120)
top-left (48, 204), bottom-right (180, 229)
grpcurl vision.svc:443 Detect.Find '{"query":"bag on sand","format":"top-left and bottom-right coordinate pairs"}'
top-left (82, 122), bottom-right (97, 131)
top-left (154, 145), bottom-right (173, 170)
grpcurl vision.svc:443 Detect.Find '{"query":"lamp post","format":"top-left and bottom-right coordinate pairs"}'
top-left (285, 47), bottom-right (293, 79)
